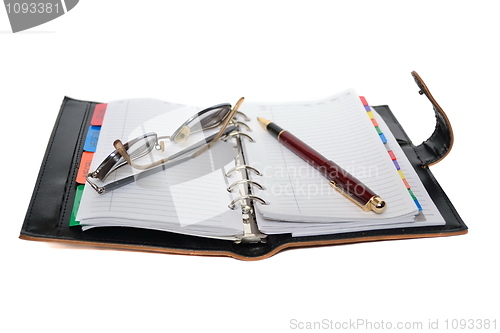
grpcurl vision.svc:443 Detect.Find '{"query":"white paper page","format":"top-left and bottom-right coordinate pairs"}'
top-left (170, 165), bottom-right (234, 228)
top-left (240, 89), bottom-right (417, 223)
top-left (77, 98), bottom-right (243, 238)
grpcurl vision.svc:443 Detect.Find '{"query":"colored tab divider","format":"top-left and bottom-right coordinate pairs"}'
top-left (72, 103), bottom-right (108, 225)
top-left (77, 104), bottom-right (107, 182)
top-left (91, 103), bottom-right (107, 126)
top-left (69, 185), bottom-right (85, 226)
top-left (360, 96), bottom-right (422, 211)
top-left (364, 107), bottom-right (387, 143)
top-left (84, 126), bottom-right (101, 152)
top-left (76, 151), bottom-right (94, 184)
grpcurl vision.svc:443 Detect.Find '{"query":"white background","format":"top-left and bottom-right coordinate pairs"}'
top-left (1, 1), bottom-right (499, 332)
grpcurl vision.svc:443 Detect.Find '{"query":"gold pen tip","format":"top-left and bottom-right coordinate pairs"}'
top-left (257, 117), bottom-right (272, 128)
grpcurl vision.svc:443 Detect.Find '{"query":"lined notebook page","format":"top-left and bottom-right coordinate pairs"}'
top-left (257, 108), bottom-right (445, 236)
top-left (240, 89), bottom-right (418, 223)
top-left (77, 99), bottom-right (243, 238)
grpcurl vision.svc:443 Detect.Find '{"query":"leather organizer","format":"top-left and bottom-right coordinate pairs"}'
top-left (20, 71), bottom-right (467, 260)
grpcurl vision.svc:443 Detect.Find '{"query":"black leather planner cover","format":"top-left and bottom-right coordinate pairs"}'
top-left (20, 72), bottom-right (467, 260)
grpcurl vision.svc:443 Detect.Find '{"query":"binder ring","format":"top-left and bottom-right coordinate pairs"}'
top-left (225, 165), bottom-right (261, 177)
top-left (221, 132), bottom-right (254, 142)
top-left (228, 195), bottom-right (269, 210)
top-left (235, 111), bottom-right (250, 121)
top-left (233, 121), bottom-right (252, 131)
top-left (227, 179), bottom-right (265, 192)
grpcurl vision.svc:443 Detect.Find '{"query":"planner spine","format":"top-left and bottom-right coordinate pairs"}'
top-left (223, 118), bottom-right (268, 243)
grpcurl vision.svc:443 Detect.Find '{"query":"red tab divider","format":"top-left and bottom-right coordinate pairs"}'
top-left (388, 150), bottom-right (397, 161)
top-left (359, 96), bottom-right (368, 106)
top-left (91, 103), bottom-right (107, 126)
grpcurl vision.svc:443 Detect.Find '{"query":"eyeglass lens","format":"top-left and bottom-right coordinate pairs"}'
top-left (190, 105), bottom-right (231, 132)
top-left (125, 133), bottom-right (158, 160)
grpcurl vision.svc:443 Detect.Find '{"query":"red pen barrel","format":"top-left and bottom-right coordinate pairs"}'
top-left (322, 160), bottom-right (376, 204)
top-left (278, 130), bottom-right (376, 205)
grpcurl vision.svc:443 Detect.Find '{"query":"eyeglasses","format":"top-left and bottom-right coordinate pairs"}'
top-left (86, 97), bottom-right (244, 194)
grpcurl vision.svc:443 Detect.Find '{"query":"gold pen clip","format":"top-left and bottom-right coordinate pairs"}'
top-left (329, 181), bottom-right (386, 214)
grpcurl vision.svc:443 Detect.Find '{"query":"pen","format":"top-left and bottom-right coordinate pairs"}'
top-left (257, 117), bottom-right (386, 213)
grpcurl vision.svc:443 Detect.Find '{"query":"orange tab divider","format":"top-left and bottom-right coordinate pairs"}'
top-left (76, 151), bottom-right (94, 184)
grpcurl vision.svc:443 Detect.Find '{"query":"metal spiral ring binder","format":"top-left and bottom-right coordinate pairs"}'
top-left (224, 119), bottom-right (268, 243)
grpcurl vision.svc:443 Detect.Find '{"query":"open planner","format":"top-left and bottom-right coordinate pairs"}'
top-left (20, 72), bottom-right (467, 260)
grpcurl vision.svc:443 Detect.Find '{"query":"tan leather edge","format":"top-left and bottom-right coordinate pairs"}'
top-left (411, 71), bottom-right (454, 167)
top-left (20, 230), bottom-right (468, 261)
